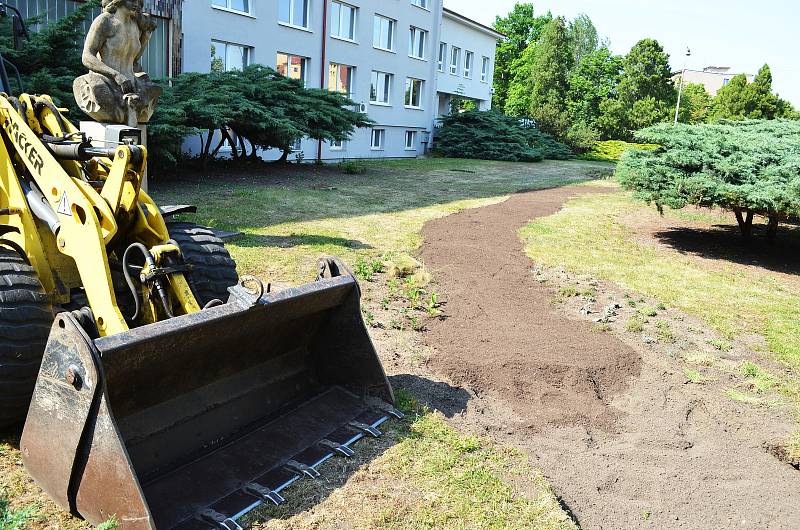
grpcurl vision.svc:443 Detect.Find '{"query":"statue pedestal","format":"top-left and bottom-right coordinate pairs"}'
top-left (80, 122), bottom-right (149, 192)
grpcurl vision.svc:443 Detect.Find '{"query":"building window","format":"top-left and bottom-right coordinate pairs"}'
top-left (405, 130), bottom-right (417, 150)
top-left (723, 78), bottom-right (730, 86)
top-left (329, 63), bottom-right (355, 97)
top-left (370, 71), bottom-right (392, 104)
top-left (481, 56), bottom-right (490, 82)
top-left (278, 0), bottom-right (309, 29)
top-left (411, 0), bottom-right (428, 9)
top-left (291, 138), bottom-right (303, 151)
top-left (373, 15), bottom-right (395, 51)
top-left (371, 129), bottom-right (385, 150)
top-left (330, 139), bottom-right (345, 150)
top-left (331, 1), bottom-right (357, 41)
top-left (438, 42), bottom-right (447, 72)
top-left (405, 78), bottom-right (423, 108)
top-left (211, 40), bottom-right (251, 72)
top-left (464, 51), bottom-right (474, 78)
top-left (277, 52), bottom-right (308, 86)
top-left (449, 46), bottom-right (460, 75)
top-left (408, 26), bottom-right (427, 59)
top-left (212, 0), bottom-right (250, 13)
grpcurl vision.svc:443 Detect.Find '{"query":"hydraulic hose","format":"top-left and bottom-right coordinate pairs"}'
top-left (122, 243), bottom-right (148, 322)
top-left (19, 179), bottom-right (60, 235)
top-left (123, 242), bottom-right (175, 321)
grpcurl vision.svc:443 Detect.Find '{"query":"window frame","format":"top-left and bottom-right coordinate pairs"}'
top-left (329, 62), bottom-right (355, 98)
top-left (330, 138), bottom-right (346, 151)
top-left (330, 1), bottom-right (357, 41)
top-left (278, 0), bottom-right (311, 30)
top-left (481, 56), bottom-right (490, 83)
top-left (211, 0), bottom-right (251, 15)
top-left (438, 42), bottom-right (447, 72)
top-left (370, 70), bottom-right (393, 105)
top-left (404, 77), bottom-right (423, 109)
top-left (449, 46), bottom-right (461, 75)
top-left (408, 26), bottom-right (427, 60)
top-left (370, 128), bottom-right (385, 150)
top-left (276, 51), bottom-right (310, 87)
top-left (211, 40), bottom-right (252, 72)
top-left (411, 0), bottom-right (429, 10)
top-left (373, 14), bottom-right (396, 52)
top-left (405, 130), bottom-right (418, 151)
top-left (464, 51), bottom-right (474, 78)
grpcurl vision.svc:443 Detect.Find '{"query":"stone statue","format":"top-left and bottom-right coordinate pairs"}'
top-left (73, 0), bottom-right (162, 126)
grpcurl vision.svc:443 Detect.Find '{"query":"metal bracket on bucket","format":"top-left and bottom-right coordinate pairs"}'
top-left (228, 275), bottom-right (269, 306)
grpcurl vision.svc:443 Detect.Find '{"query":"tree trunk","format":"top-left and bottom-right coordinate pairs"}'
top-left (276, 149), bottom-right (290, 163)
top-left (734, 208), bottom-right (754, 238)
top-left (201, 129), bottom-right (214, 169)
top-left (210, 127), bottom-right (227, 159)
top-left (766, 216), bottom-right (779, 240)
top-left (220, 127), bottom-right (238, 160)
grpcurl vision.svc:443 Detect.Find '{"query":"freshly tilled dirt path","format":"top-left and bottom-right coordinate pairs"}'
top-left (418, 186), bottom-right (800, 529)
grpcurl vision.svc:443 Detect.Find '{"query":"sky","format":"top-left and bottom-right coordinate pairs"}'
top-left (443, 0), bottom-right (800, 106)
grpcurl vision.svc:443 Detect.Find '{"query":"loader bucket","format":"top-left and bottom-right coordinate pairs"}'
top-left (20, 263), bottom-right (400, 529)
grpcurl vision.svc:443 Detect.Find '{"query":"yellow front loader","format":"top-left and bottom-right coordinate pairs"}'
top-left (0, 93), bottom-right (400, 528)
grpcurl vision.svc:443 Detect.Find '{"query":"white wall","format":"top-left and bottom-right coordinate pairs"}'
top-left (181, 1), bottom-right (498, 161)
top-left (436, 11), bottom-right (498, 111)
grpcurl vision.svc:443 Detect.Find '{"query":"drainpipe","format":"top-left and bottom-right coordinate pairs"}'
top-left (317, 0), bottom-right (329, 162)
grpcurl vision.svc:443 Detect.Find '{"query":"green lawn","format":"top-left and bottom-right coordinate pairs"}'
top-left (156, 158), bottom-right (612, 283)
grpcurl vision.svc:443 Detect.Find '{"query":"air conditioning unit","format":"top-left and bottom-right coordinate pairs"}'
top-left (350, 102), bottom-right (368, 113)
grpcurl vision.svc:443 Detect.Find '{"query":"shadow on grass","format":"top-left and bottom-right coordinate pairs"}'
top-left (653, 223), bottom-right (800, 276)
top-left (235, 233), bottom-right (373, 250)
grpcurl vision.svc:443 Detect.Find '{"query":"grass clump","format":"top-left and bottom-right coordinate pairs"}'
top-left (740, 361), bottom-right (775, 394)
top-left (0, 494), bottom-right (34, 530)
top-left (625, 316), bottom-right (645, 333)
top-left (639, 307), bottom-right (658, 318)
top-left (683, 368), bottom-right (706, 384)
top-left (339, 160), bottom-right (368, 174)
top-left (655, 321), bottom-right (676, 344)
top-left (353, 256), bottom-right (383, 281)
top-left (708, 338), bottom-right (733, 352)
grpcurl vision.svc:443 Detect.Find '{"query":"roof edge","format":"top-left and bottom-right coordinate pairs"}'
top-left (442, 7), bottom-right (506, 39)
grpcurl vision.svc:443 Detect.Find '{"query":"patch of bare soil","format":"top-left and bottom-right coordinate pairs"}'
top-left (412, 187), bottom-right (800, 529)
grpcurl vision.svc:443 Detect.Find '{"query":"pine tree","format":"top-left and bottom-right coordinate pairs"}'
top-left (618, 120), bottom-right (800, 239)
top-left (527, 17), bottom-right (573, 137)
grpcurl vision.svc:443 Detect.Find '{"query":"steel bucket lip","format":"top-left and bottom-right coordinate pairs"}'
top-left (94, 274), bottom-right (355, 351)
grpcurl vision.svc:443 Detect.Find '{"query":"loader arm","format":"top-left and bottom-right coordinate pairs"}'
top-left (0, 93), bottom-right (200, 335)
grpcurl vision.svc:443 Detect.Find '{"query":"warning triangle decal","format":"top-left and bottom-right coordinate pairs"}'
top-left (57, 191), bottom-right (70, 216)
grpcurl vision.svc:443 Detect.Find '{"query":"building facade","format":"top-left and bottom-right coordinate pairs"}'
top-left (182, 0), bottom-right (503, 160)
top-left (11, 0), bottom-right (502, 161)
top-left (677, 66), bottom-right (754, 97)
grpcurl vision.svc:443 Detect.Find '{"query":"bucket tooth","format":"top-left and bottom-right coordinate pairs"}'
top-left (382, 407), bottom-right (405, 420)
top-left (320, 438), bottom-right (356, 457)
top-left (242, 483), bottom-right (286, 506)
top-left (284, 460), bottom-right (321, 479)
top-left (348, 420), bottom-right (382, 438)
top-left (197, 509), bottom-right (243, 530)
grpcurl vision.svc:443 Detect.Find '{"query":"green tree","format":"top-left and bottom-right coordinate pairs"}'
top-left (567, 14), bottom-right (599, 69)
top-left (567, 47), bottom-right (623, 130)
top-left (711, 73), bottom-right (749, 120)
top-left (617, 120), bottom-right (800, 239)
top-left (527, 17), bottom-right (573, 138)
top-left (599, 38), bottom-right (676, 139)
top-left (677, 83), bottom-right (712, 124)
top-left (153, 66), bottom-right (372, 167)
top-left (492, 3), bottom-right (552, 112)
top-left (435, 110), bottom-right (571, 161)
top-left (744, 64), bottom-right (779, 119)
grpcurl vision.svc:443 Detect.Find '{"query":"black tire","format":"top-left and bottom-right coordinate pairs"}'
top-left (166, 222), bottom-right (239, 306)
top-left (0, 249), bottom-right (54, 429)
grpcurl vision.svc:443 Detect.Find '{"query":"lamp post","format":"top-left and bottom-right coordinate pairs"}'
top-left (674, 47), bottom-right (692, 124)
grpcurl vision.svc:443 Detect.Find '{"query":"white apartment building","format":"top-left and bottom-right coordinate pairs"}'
top-left (677, 66), bottom-right (754, 96)
top-left (182, 0), bottom-right (504, 160)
